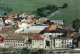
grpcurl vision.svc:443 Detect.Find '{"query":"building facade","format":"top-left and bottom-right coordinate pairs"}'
top-left (32, 36), bottom-right (46, 49)
top-left (0, 36), bottom-right (31, 49)
top-left (50, 37), bottom-right (73, 49)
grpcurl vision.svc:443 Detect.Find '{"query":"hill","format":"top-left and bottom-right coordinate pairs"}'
top-left (0, 0), bottom-right (80, 24)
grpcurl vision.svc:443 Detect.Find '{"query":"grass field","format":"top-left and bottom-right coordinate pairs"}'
top-left (0, 0), bottom-right (80, 24)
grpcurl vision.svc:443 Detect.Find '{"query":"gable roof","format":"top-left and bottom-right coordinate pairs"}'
top-left (5, 17), bottom-right (13, 20)
top-left (28, 20), bottom-right (37, 24)
top-left (4, 36), bottom-right (25, 40)
top-left (19, 13), bottom-right (24, 15)
top-left (32, 36), bottom-right (43, 40)
top-left (45, 25), bottom-right (56, 32)
top-left (19, 13), bottom-right (26, 15)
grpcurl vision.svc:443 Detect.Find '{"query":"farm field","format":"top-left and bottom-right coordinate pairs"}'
top-left (0, 0), bottom-right (80, 24)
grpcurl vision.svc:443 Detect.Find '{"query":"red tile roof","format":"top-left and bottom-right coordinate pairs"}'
top-left (0, 41), bottom-right (3, 43)
top-left (19, 13), bottom-right (26, 15)
top-left (0, 37), bottom-right (2, 40)
top-left (28, 20), bottom-right (37, 24)
top-left (5, 17), bottom-right (13, 20)
top-left (45, 25), bottom-right (56, 31)
top-left (32, 36), bottom-right (43, 40)
top-left (19, 13), bottom-right (24, 15)
top-left (67, 32), bottom-right (71, 39)
top-left (0, 36), bottom-right (4, 43)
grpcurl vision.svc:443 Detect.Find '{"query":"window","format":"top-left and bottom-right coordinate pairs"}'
top-left (67, 42), bottom-right (69, 43)
top-left (18, 41), bottom-right (19, 43)
top-left (59, 39), bottom-right (60, 41)
top-left (21, 44), bottom-right (22, 46)
top-left (56, 43), bottom-right (57, 45)
top-left (16, 44), bottom-right (17, 46)
top-left (23, 44), bottom-right (24, 46)
top-left (14, 44), bottom-right (15, 46)
top-left (56, 39), bottom-right (57, 41)
top-left (67, 39), bottom-right (69, 41)
top-left (70, 42), bottom-right (71, 44)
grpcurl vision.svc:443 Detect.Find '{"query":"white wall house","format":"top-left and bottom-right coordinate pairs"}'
top-left (51, 20), bottom-right (64, 25)
top-left (50, 37), bottom-right (73, 49)
top-left (2, 36), bottom-right (30, 49)
top-left (15, 22), bottom-right (30, 33)
top-left (5, 17), bottom-right (14, 25)
top-left (54, 38), bottom-right (72, 48)
top-left (3, 40), bottom-right (27, 48)
top-left (32, 36), bottom-right (46, 49)
top-left (19, 13), bottom-right (27, 18)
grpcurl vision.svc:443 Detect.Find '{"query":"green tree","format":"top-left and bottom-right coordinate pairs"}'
top-left (22, 48), bottom-right (31, 54)
top-left (62, 3), bottom-right (68, 8)
top-left (4, 12), bottom-right (7, 16)
top-left (36, 4), bottom-right (59, 17)
top-left (72, 19), bottom-right (80, 32)
top-left (36, 49), bottom-right (46, 54)
top-left (47, 5), bottom-right (58, 10)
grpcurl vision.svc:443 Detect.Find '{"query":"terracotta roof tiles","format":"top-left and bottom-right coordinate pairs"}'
top-left (32, 36), bottom-right (43, 40)
top-left (45, 25), bottom-right (56, 32)
top-left (28, 20), bottom-right (37, 24)
top-left (5, 17), bottom-right (13, 20)
top-left (4, 36), bottom-right (25, 40)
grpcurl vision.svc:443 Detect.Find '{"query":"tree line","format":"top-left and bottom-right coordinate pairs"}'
top-left (36, 3), bottom-right (68, 17)
top-left (72, 19), bottom-right (80, 32)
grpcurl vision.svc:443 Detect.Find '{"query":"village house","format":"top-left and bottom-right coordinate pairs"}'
top-left (49, 32), bottom-right (73, 49)
top-left (15, 21), bottom-right (30, 33)
top-left (54, 37), bottom-right (72, 48)
top-left (32, 36), bottom-right (46, 49)
top-left (50, 37), bottom-right (73, 49)
top-left (45, 24), bottom-right (56, 31)
top-left (15, 19), bottom-right (48, 33)
top-left (28, 19), bottom-right (37, 25)
top-left (19, 13), bottom-right (27, 18)
top-left (21, 18), bottom-right (27, 22)
top-left (36, 18), bottom-right (48, 25)
top-left (5, 16), bottom-right (14, 25)
top-left (9, 14), bottom-right (18, 19)
top-left (44, 24), bottom-right (68, 37)
top-left (51, 20), bottom-right (64, 25)
top-left (1, 36), bottom-right (32, 49)
top-left (45, 29), bottom-right (67, 37)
